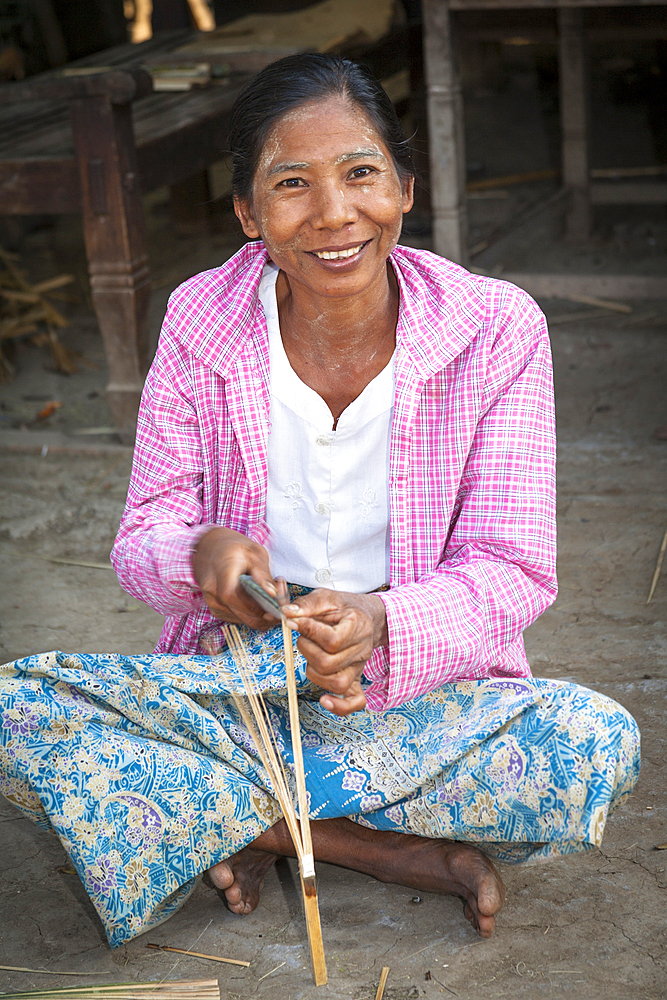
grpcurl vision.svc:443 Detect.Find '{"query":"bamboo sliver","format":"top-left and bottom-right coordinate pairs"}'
top-left (282, 620), bottom-right (327, 986)
top-left (301, 874), bottom-right (328, 987)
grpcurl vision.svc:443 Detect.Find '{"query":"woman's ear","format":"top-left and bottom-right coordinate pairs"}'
top-left (402, 175), bottom-right (415, 215)
top-left (234, 197), bottom-right (261, 239)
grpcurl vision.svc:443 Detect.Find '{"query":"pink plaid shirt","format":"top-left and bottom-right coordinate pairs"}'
top-left (111, 242), bottom-right (557, 711)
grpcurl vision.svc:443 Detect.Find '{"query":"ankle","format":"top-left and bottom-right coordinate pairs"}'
top-left (251, 819), bottom-right (294, 857)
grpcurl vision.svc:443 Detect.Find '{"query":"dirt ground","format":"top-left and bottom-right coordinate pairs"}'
top-left (1, 46), bottom-right (666, 1000)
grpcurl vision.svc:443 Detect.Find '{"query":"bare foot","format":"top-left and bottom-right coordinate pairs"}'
top-left (207, 846), bottom-right (279, 915)
top-left (207, 817), bottom-right (505, 936)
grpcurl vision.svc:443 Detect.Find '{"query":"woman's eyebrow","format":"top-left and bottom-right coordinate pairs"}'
top-left (335, 148), bottom-right (384, 165)
top-left (267, 149), bottom-right (385, 176)
top-left (268, 161), bottom-right (310, 176)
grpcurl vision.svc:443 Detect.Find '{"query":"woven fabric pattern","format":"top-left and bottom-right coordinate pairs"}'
top-left (0, 644), bottom-right (640, 946)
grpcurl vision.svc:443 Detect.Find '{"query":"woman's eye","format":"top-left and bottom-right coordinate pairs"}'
top-left (280, 177), bottom-right (304, 188)
top-left (350, 166), bottom-right (373, 179)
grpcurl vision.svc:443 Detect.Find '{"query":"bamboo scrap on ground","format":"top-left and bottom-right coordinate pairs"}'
top-left (0, 246), bottom-right (77, 379)
top-left (558, 292), bottom-right (632, 314)
top-left (221, 624), bottom-right (328, 986)
top-left (145, 944), bottom-right (249, 967)
top-left (0, 980), bottom-right (221, 1000)
top-left (375, 967), bottom-right (390, 1000)
top-left (647, 527), bottom-right (667, 604)
top-left (0, 968), bottom-right (101, 976)
top-left (547, 308), bottom-right (610, 325)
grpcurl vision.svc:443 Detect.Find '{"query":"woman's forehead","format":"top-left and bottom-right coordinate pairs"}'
top-left (256, 97), bottom-right (389, 171)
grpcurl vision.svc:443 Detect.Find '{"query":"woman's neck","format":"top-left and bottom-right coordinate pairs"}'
top-left (276, 263), bottom-right (398, 364)
top-left (274, 264), bottom-right (398, 426)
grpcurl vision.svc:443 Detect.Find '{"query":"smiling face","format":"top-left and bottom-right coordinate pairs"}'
top-left (234, 96), bottom-right (414, 301)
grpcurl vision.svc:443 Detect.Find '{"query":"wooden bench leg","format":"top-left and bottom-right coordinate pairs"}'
top-left (422, 0), bottom-right (468, 265)
top-left (558, 8), bottom-right (592, 241)
top-left (70, 94), bottom-right (150, 445)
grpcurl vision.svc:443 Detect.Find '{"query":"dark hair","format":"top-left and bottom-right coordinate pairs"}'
top-left (228, 52), bottom-right (414, 201)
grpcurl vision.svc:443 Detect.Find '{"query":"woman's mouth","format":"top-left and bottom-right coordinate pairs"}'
top-left (312, 242), bottom-right (366, 260)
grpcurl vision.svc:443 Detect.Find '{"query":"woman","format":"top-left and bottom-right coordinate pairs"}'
top-left (0, 54), bottom-right (639, 949)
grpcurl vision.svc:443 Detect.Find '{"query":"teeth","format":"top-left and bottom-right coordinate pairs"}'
top-left (315, 244), bottom-right (363, 260)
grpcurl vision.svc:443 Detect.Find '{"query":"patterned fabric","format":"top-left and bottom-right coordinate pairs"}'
top-left (0, 632), bottom-right (640, 948)
top-left (110, 242), bottom-right (557, 711)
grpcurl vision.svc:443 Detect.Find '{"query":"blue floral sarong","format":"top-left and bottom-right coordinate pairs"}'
top-left (0, 623), bottom-right (640, 948)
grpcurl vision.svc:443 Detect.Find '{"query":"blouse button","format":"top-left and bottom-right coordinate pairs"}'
top-left (315, 568), bottom-right (332, 584)
top-left (315, 502), bottom-right (330, 516)
top-left (315, 435), bottom-right (332, 446)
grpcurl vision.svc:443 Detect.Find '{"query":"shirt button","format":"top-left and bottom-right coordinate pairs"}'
top-left (314, 502), bottom-right (330, 516)
top-left (315, 568), bottom-right (332, 584)
top-left (315, 435), bottom-right (332, 446)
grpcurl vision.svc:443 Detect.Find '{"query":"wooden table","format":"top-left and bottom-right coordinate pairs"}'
top-left (0, 32), bottom-right (254, 443)
top-left (421, 0), bottom-right (667, 299)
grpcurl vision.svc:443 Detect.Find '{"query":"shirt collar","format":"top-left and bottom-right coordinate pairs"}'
top-left (166, 241), bottom-right (484, 379)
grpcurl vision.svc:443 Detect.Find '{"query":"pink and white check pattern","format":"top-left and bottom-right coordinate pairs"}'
top-left (111, 242), bottom-right (557, 711)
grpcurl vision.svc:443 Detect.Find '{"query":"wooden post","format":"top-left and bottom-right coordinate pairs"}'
top-left (558, 8), bottom-right (592, 241)
top-left (70, 95), bottom-right (151, 445)
top-left (422, 0), bottom-right (468, 265)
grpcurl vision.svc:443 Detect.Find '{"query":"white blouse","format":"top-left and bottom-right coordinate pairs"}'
top-left (260, 262), bottom-right (392, 593)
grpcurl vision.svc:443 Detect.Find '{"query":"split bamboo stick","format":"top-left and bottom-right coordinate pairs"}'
top-left (145, 944), bottom-right (249, 967)
top-left (0, 980), bottom-right (220, 1000)
top-left (375, 967), bottom-right (390, 1000)
top-left (221, 624), bottom-right (327, 986)
top-left (282, 619), bottom-right (327, 985)
top-left (647, 527), bottom-right (667, 604)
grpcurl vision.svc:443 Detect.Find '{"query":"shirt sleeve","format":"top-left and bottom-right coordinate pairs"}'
top-left (110, 330), bottom-right (213, 616)
top-left (364, 290), bottom-right (557, 710)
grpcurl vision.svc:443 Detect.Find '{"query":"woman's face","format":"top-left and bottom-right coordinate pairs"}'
top-left (234, 96), bottom-right (414, 301)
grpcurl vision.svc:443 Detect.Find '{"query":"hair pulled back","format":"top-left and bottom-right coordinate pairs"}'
top-left (228, 52), bottom-right (414, 202)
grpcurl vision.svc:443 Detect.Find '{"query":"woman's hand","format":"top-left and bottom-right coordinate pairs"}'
top-left (192, 527), bottom-right (279, 630)
top-left (283, 589), bottom-right (388, 716)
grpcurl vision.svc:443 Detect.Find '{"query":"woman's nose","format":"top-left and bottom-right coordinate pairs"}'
top-left (311, 182), bottom-right (358, 230)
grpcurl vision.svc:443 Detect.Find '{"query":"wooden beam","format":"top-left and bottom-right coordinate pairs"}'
top-left (136, 110), bottom-right (232, 192)
top-left (497, 273), bottom-right (667, 299)
top-left (591, 181), bottom-right (667, 204)
top-left (422, 0), bottom-right (469, 265)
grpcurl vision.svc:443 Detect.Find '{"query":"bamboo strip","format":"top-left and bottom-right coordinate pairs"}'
top-left (647, 527), bottom-right (667, 604)
top-left (375, 967), bottom-right (390, 1000)
top-left (0, 968), bottom-right (101, 976)
top-left (560, 293), bottom-right (632, 314)
top-left (145, 944), bottom-right (249, 967)
top-left (220, 625), bottom-right (327, 986)
top-left (300, 873), bottom-right (327, 987)
top-left (0, 980), bottom-right (220, 1000)
top-left (221, 628), bottom-right (303, 853)
top-left (282, 619), bottom-right (327, 985)
top-left (282, 620), bottom-right (314, 873)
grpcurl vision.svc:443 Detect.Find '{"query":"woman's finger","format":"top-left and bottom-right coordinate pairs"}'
top-left (293, 609), bottom-right (371, 656)
top-left (297, 631), bottom-right (370, 677)
top-left (319, 683), bottom-right (367, 716)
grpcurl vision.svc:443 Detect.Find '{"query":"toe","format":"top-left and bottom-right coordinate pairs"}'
top-left (208, 862), bottom-right (234, 891)
top-left (226, 897), bottom-right (247, 914)
top-left (477, 871), bottom-right (505, 917)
